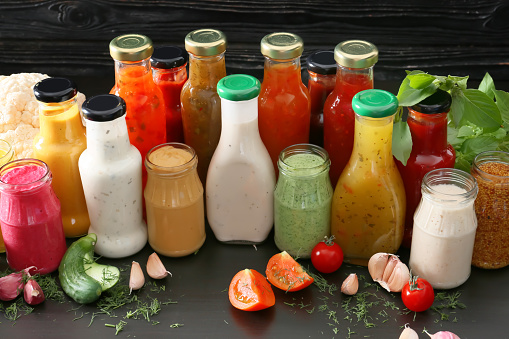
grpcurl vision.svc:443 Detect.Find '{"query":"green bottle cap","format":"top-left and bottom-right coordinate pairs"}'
top-left (217, 74), bottom-right (261, 101)
top-left (352, 89), bottom-right (398, 118)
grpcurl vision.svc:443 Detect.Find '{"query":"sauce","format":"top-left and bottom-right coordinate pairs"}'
top-left (145, 143), bottom-right (205, 257)
top-left (0, 160), bottom-right (66, 274)
top-left (274, 145), bottom-right (333, 258)
top-left (0, 139), bottom-right (14, 253)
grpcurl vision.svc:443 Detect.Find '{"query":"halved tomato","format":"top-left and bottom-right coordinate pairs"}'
top-left (266, 251), bottom-right (314, 292)
top-left (229, 269), bottom-right (275, 311)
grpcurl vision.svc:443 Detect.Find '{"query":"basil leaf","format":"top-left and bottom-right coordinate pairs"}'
top-left (494, 89), bottom-right (509, 125)
top-left (447, 75), bottom-right (469, 91)
top-left (392, 120), bottom-right (412, 165)
top-left (455, 89), bottom-right (502, 128)
top-left (479, 73), bottom-right (495, 100)
top-left (456, 125), bottom-right (477, 138)
top-left (460, 135), bottom-right (499, 154)
top-left (454, 153), bottom-right (474, 173)
top-left (408, 73), bottom-right (436, 89)
top-left (397, 76), bottom-right (438, 107)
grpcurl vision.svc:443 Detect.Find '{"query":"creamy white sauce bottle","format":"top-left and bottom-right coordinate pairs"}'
top-left (206, 74), bottom-right (276, 243)
top-left (409, 168), bottom-right (478, 289)
top-left (79, 94), bottom-right (147, 258)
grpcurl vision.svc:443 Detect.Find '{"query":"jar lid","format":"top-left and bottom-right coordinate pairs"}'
top-left (109, 34), bottom-right (154, 61)
top-left (81, 94), bottom-right (126, 122)
top-left (352, 89), bottom-right (398, 118)
top-left (410, 89), bottom-right (452, 114)
top-left (217, 74), bottom-right (260, 101)
top-left (260, 32), bottom-right (304, 60)
top-left (306, 50), bottom-right (336, 75)
top-left (151, 46), bottom-right (188, 69)
top-left (33, 77), bottom-right (78, 103)
top-left (334, 40), bottom-right (378, 68)
top-left (185, 29), bottom-right (227, 56)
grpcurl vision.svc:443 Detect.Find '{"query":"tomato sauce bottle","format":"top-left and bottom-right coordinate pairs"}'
top-left (109, 34), bottom-right (166, 192)
top-left (306, 50), bottom-right (336, 147)
top-left (323, 40), bottom-right (378, 187)
top-left (396, 89), bottom-right (455, 248)
top-left (151, 46), bottom-right (188, 143)
top-left (181, 29), bottom-right (227, 185)
top-left (258, 32), bottom-right (311, 174)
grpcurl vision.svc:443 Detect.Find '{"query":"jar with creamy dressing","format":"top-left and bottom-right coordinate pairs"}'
top-left (79, 94), bottom-right (147, 258)
top-left (144, 143), bottom-right (205, 257)
top-left (409, 168), bottom-right (478, 289)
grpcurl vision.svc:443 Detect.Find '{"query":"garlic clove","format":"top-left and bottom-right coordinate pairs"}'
top-left (399, 324), bottom-right (419, 339)
top-left (382, 255), bottom-right (400, 283)
top-left (129, 261), bottom-right (145, 294)
top-left (368, 252), bottom-right (389, 281)
top-left (426, 330), bottom-right (461, 339)
top-left (0, 271), bottom-right (25, 301)
top-left (387, 261), bottom-right (410, 292)
top-left (341, 273), bottom-right (358, 295)
top-left (24, 279), bottom-right (45, 305)
top-left (146, 252), bottom-right (172, 279)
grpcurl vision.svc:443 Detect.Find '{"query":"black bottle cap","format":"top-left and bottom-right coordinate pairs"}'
top-left (81, 94), bottom-right (126, 122)
top-left (33, 77), bottom-right (78, 103)
top-left (410, 89), bottom-right (452, 114)
top-left (306, 50), bottom-right (336, 75)
top-left (151, 46), bottom-right (188, 69)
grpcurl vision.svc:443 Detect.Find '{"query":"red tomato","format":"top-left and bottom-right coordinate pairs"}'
top-left (311, 237), bottom-right (344, 273)
top-left (266, 251), bottom-right (314, 292)
top-left (401, 276), bottom-right (435, 312)
top-left (229, 269), bottom-right (275, 311)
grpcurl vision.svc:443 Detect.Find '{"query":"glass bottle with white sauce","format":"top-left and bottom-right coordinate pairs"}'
top-left (409, 168), bottom-right (478, 289)
top-left (206, 74), bottom-right (276, 244)
top-left (79, 94), bottom-right (147, 258)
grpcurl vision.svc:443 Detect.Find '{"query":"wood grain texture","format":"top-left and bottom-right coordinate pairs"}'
top-left (0, 0), bottom-right (508, 82)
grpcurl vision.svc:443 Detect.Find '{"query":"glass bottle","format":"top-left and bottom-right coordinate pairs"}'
top-left (109, 34), bottom-right (166, 191)
top-left (33, 77), bottom-right (90, 237)
top-left (331, 89), bottom-right (405, 266)
top-left (306, 50), bottom-right (336, 147)
top-left (181, 29), bottom-right (227, 184)
top-left (206, 74), bottom-right (276, 244)
top-left (409, 168), bottom-right (478, 289)
top-left (396, 89), bottom-right (456, 248)
top-left (0, 139), bottom-right (14, 253)
top-left (471, 151), bottom-right (509, 269)
top-left (0, 159), bottom-right (67, 274)
top-left (79, 94), bottom-right (147, 258)
top-left (274, 144), bottom-right (333, 259)
top-left (258, 32), bottom-right (311, 174)
top-left (144, 143), bottom-right (205, 257)
top-left (323, 40), bottom-right (378, 187)
top-left (151, 46), bottom-right (188, 143)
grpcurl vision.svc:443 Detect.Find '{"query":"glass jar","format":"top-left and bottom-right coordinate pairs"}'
top-left (409, 168), bottom-right (478, 289)
top-left (144, 143), bottom-right (205, 257)
top-left (306, 50), bottom-right (336, 147)
top-left (151, 46), bottom-right (188, 143)
top-left (471, 151), bottom-right (509, 269)
top-left (396, 89), bottom-right (456, 248)
top-left (0, 159), bottom-right (67, 274)
top-left (79, 94), bottom-right (147, 258)
top-left (0, 139), bottom-right (14, 253)
top-left (181, 29), bottom-right (227, 184)
top-left (331, 90), bottom-right (405, 266)
top-left (33, 77), bottom-right (90, 237)
top-left (323, 40), bottom-right (378, 186)
top-left (274, 144), bottom-right (333, 259)
top-left (258, 32), bottom-right (311, 174)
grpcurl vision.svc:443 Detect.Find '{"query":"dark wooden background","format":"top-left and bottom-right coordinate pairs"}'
top-left (1, 0), bottom-right (508, 85)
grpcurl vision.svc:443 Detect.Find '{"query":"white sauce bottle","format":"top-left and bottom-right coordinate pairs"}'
top-left (206, 74), bottom-right (276, 243)
top-left (409, 168), bottom-right (478, 289)
top-left (79, 94), bottom-right (147, 258)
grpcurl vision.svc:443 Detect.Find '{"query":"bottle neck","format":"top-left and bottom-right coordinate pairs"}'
top-left (352, 114), bottom-right (395, 165)
top-left (188, 52), bottom-right (226, 88)
top-left (263, 56), bottom-right (304, 86)
top-left (114, 57), bottom-right (152, 89)
top-left (422, 168), bottom-right (478, 205)
top-left (152, 64), bottom-right (188, 84)
top-left (85, 116), bottom-right (132, 160)
top-left (38, 97), bottom-right (85, 142)
top-left (334, 65), bottom-right (374, 93)
top-left (407, 109), bottom-right (449, 154)
top-left (307, 70), bottom-right (336, 89)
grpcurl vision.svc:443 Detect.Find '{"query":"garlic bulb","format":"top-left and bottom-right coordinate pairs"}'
top-left (368, 252), bottom-right (410, 292)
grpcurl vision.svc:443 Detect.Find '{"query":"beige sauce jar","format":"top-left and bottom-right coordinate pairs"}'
top-left (144, 143), bottom-right (205, 257)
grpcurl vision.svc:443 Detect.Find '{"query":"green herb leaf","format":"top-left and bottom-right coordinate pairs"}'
top-left (392, 119), bottom-right (413, 165)
top-left (451, 88), bottom-right (502, 128)
top-left (447, 75), bottom-right (469, 91)
top-left (396, 74), bottom-right (439, 107)
top-left (479, 72), bottom-right (496, 100)
top-left (494, 89), bottom-right (509, 125)
top-left (408, 72), bottom-right (436, 88)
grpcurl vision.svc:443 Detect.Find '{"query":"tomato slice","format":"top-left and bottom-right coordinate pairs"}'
top-left (229, 269), bottom-right (275, 311)
top-left (266, 251), bottom-right (314, 292)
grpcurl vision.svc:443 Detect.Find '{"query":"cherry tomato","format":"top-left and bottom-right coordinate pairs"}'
top-left (401, 276), bottom-right (435, 312)
top-left (311, 237), bottom-right (344, 273)
top-left (229, 269), bottom-right (275, 311)
top-left (266, 251), bottom-right (314, 292)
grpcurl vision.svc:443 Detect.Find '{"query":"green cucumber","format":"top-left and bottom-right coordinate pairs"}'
top-left (58, 233), bottom-right (120, 304)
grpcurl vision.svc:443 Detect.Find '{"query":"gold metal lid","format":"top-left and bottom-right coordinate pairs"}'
top-left (184, 29), bottom-right (227, 56)
top-left (109, 34), bottom-right (154, 61)
top-left (260, 32), bottom-right (304, 60)
top-left (334, 40), bottom-right (378, 68)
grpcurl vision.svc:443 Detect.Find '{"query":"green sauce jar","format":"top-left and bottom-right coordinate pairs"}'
top-left (274, 144), bottom-right (333, 258)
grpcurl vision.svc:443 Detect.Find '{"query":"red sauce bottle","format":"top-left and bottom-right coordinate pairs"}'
top-left (258, 32), bottom-right (311, 174)
top-left (151, 46), bottom-right (188, 143)
top-left (323, 40), bottom-right (378, 187)
top-left (306, 50), bottom-right (336, 147)
top-left (396, 89), bottom-right (456, 248)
